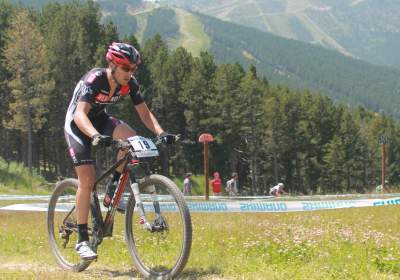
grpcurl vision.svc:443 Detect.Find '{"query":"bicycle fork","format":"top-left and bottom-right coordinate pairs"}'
top-left (130, 181), bottom-right (163, 232)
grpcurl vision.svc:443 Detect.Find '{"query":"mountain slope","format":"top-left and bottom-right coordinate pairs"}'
top-left (128, 7), bottom-right (210, 56)
top-left (123, 6), bottom-right (400, 117)
top-left (13, 0), bottom-right (400, 69)
top-left (168, 0), bottom-right (400, 69)
top-left (197, 12), bottom-right (400, 116)
top-left (11, 0), bottom-right (400, 118)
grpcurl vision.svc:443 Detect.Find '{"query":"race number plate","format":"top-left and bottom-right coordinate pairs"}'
top-left (127, 136), bottom-right (159, 158)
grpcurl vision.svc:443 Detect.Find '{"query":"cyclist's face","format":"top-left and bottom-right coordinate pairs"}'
top-left (115, 64), bottom-right (137, 85)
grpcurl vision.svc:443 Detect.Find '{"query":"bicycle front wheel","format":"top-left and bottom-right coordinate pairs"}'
top-left (47, 178), bottom-right (93, 272)
top-left (125, 174), bottom-right (192, 279)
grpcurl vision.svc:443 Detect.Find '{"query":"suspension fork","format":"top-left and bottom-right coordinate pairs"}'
top-left (128, 163), bottom-right (161, 230)
top-left (140, 161), bottom-right (161, 217)
top-left (148, 184), bottom-right (161, 217)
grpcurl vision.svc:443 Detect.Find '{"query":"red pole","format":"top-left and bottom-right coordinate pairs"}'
top-left (381, 142), bottom-right (386, 191)
top-left (204, 141), bottom-right (209, 200)
top-left (198, 133), bottom-right (213, 201)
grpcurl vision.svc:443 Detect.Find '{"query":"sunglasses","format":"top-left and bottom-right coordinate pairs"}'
top-left (120, 65), bottom-right (137, 73)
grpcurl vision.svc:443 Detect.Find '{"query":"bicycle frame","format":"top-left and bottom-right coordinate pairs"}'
top-left (87, 152), bottom-right (129, 245)
top-left (88, 147), bottom-right (156, 245)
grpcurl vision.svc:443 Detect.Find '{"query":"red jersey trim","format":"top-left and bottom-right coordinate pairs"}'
top-left (120, 85), bottom-right (130, 96)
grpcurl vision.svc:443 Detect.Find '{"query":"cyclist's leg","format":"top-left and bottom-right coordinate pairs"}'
top-left (65, 127), bottom-right (95, 226)
top-left (75, 164), bottom-right (95, 225)
top-left (64, 127), bottom-right (97, 260)
top-left (74, 165), bottom-right (98, 259)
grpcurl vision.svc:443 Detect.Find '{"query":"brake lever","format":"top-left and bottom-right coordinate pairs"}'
top-left (154, 134), bottom-right (181, 146)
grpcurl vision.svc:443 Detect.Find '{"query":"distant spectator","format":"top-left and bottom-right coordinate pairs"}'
top-left (376, 180), bottom-right (389, 193)
top-left (183, 173), bottom-right (192, 195)
top-left (226, 172), bottom-right (239, 196)
top-left (210, 172), bottom-right (222, 196)
top-left (269, 182), bottom-right (287, 196)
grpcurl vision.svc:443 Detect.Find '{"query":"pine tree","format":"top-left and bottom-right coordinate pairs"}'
top-left (0, 1), bottom-right (15, 161)
top-left (179, 51), bottom-right (221, 174)
top-left (3, 10), bottom-right (54, 173)
top-left (212, 63), bottom-right (245, 176)
top-left (236, 65), bottom-right (267, 194)
top-left (39, 1), bottom-right (103, 174)
top-left (299, 92), bottom-right (338, 193)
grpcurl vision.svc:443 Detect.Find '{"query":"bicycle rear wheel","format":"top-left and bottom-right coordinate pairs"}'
top-left (47, 178), bottom-right (93, 272)
top-left (125, 174), bottom-right (192, 279)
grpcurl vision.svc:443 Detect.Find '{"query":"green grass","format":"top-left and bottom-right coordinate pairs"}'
top-left (132, 10), bottom-right (150, 46)
top-left (0, 157), bottom-right (50, 195)
top-left (173, 8), bottom-right (211, 56)
top-left (1, 205), bottom-right (400, 279)
top-left (135, 7), bottom-right (211, 56)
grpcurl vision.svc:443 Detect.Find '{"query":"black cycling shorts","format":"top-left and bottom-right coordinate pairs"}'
top-left (64, 114), bottom-right (122, 166)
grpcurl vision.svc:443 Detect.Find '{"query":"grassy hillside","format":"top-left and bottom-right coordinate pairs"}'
top-left (126, 6), bottom-right (210, 56)
top-left (172, 7), bottom-right (210, 56)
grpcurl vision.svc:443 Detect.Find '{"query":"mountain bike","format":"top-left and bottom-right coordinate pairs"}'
top-left (47, 135), bottom-right (192, 279)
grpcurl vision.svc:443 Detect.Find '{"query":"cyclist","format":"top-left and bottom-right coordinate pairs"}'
top-left (269, 182), bottom-right (287, 196)
top-left (64, 42), bottom-right (175, 260)
top-left (226, 172), bottom-right (239, 196)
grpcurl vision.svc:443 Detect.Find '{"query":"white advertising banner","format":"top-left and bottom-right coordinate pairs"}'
top-left (1, 197), bottom-right (400, 213)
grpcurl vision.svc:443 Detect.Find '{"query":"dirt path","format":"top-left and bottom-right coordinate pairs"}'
top-left (0, 262), bottom-right (142, 279)
top-left (0, 262), bottom-right (226, 279)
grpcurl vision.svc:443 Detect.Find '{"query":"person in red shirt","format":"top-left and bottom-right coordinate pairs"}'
top-left (210, 172), bottom-right (222, 196)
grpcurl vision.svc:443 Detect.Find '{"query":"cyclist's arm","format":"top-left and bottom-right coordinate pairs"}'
top-left (74, 101), bottom-right (99, 138)
top-left (135, 102), bottom-right (164, 136)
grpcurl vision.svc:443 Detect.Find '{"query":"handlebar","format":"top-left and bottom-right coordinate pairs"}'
top-left (112, 134), bottom-right (181, 151)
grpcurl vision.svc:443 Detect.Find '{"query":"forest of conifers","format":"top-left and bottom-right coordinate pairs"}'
top-left (1, 0), bottom-right (400, 195)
